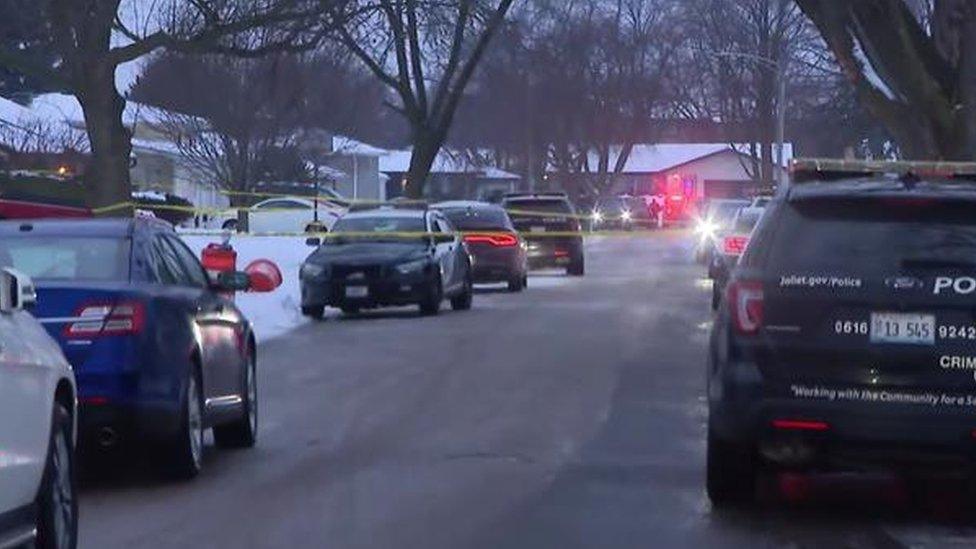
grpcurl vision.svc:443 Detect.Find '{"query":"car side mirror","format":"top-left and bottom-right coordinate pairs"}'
top-left (0, 268), bottom-right (36, 312)
top-left (215, 271), bottom-right (252, 292)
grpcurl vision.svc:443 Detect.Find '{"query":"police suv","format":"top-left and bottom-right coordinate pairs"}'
top-left (707, 159), bottom-right (976, 506)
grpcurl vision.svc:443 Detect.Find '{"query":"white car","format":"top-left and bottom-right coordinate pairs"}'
top-left (221, 197), bottom-right (345, 233)
top-left (0, 268), bottom-right (78, 549)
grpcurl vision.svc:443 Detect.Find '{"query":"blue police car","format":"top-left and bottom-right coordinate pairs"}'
top-left (0, 218), bottom-right (260, 478)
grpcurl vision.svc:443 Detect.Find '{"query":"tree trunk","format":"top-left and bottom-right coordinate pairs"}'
top-left (77, 60), bottom-right (133, 217)
top-left (404, 133), bottom-right (440, 199)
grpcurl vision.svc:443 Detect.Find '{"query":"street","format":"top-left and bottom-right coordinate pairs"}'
top-left (78, 232), bottom-right (976, 549)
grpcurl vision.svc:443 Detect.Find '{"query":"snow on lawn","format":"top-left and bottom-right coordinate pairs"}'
top-left (180, 233), bottom-right (312, 342)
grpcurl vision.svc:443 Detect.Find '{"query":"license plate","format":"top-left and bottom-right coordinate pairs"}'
top-left (530, 226), bottom-right (547, 233)
top-left (870, 312), bottom-right (935, 345)
top-left (345, 286), bottom-right (368, 298)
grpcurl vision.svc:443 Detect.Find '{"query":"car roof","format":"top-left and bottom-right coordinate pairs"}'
top-left (785, 178), bottom-right (976, 202)
top-left (0, 217), bottom-right (172, 237)
top-left (340, 208), bottom-right (427, 220)
top-left (433, 200), bottom-right (502, 210)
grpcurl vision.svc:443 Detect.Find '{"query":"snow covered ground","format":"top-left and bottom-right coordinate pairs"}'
top-left (180, 233), bottom-right (312, 342)
top-left (178, 232), bottom-right (583, 342)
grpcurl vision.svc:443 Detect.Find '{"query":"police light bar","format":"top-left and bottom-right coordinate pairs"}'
top-left (791, 158), bottom-right (976, 183)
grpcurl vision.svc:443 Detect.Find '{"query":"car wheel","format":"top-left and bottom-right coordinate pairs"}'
top-left (168, 369), bottom-right (204, 479)
top-left (451, 274), bottom-right (473, 311)
top-left (302, 305), bottom-right (325, 320)
top-left (706, 428), bottom-right (756, 508)
top-left (222, 219), bottom-right (238, 232)
top-left (419, 276), bottom-right (442, 316)
top-left (567, 255), bottom-right (585, 277)
top-left (507, 273), bottom-right (525, 292)
top-left (214, 350), bottom-right (258, 449)
top-left (711, 282), bottom-right (722, 311)
top-left (36, 403), bottom-right (77, 549)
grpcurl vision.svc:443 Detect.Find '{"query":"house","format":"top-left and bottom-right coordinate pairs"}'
top-left (380, 149), bottom-right (521, 202)
top-left (552, 143), bottom-right (793, 201)
top-left (0, 93), bottom-right (228, 211)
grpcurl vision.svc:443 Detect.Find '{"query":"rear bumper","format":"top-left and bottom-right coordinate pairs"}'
top-left (525, 237), bottom-right (582, 269)
top-left (709, 360), bottom-right (976, 466)
top-left (79, 400), bottom-right (181, 447)
top-left (470, 248), bottom-right (523, 282)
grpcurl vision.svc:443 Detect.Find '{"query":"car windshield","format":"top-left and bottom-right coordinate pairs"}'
top-left (440, 207), bottom-right (512, 231)
top-left (331, 215), bottom-right (426, 235)
top-left (709, 202), bottom-right (749, 223)
top-left (0, 236), bottom-right (130, 281)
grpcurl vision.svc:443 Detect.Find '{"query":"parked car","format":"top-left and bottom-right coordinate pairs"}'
top-left (693, 198), bottom-right (750, 264)
top-left (0, 218), bottom-right (267, 479)
top-left (501, 192), bottom-right (585, 276)
top-left (433, 201), bottom-right (528, 291)
top-left (708, 206), bottom-right (765, 309)
top-left (221, 196), bottom-right (345, 233)
top-left (300, 205), bottom-right (474, 318)
top-left (0, 267), bottom-right (78, 549)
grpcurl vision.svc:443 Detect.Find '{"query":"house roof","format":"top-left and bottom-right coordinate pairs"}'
top-left (332, 135), bottom-right (388, 157)
top-left (571, 143), bottom-right (795, 175)
top-left (380, 149), bottom-right (519, 179)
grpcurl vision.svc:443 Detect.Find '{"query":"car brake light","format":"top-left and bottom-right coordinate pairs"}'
top-left (728, 280), bottom-right (764, 335)
top-left (723, 235), bottom-right (749, 255)
top-left (463, 233), bottom-right (519, 247)
top-left (64, 301), bottom-right (145, 338)
top-left (772, 419), bottom-right (830, 431)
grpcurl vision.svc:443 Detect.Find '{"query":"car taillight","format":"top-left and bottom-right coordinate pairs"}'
top-left (64, 301), bottom-right (145, 338)
top-left (728, 280), bottom-right (763, 335)
top-left (463, 233), bottom-right (518, 247)
top-left (723, 235), bottom-right (749, 255)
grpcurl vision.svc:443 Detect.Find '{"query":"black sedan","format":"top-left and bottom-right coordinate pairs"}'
top-left (300, 207), bottom-right (474, 318)
top-left (433, 201), bottom-right (528, 292)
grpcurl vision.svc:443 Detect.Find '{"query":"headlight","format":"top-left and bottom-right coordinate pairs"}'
top-left (621, 210), bottom-right (632, 221)
top-left (696, 219), bottom-right (718, 238)
top-left (300, 262), bottom-right (326, 279)
top-left (395, 259), bottom-right (429, 275)
top-left (591, 210), bottom-right (603, 222)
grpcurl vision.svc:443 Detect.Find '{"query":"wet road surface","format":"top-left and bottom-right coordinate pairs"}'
top-left (79, 233), bottom-right (976, 548)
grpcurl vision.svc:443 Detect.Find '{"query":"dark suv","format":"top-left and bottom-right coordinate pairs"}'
top-left (501, 192), bottom-right (584, 276)
top-left (707, 160), bottom-right (976, 506)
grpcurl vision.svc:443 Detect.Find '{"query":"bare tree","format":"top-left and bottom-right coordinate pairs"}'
top-left (797, 0), bottom-right (976, 160)
top-left (334, 0), bottom-right (516, 198)
top-left (1, 0), bottom-right (349, 214)
top-left (0, 118), bottom-right (89, 154)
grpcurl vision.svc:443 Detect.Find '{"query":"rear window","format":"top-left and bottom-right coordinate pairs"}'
top-left (503, 199), bottom-right (573, 216)
top-left (767, 200), bottom-right (976, 274)
top-left (733, 210), bottom-right (762, 233)
top-left (0, 236), bottom-right (131, 281)
top-left (709, 202), bottom-right (747, 222)
top-left (440, 207), bottom-right (513, 231)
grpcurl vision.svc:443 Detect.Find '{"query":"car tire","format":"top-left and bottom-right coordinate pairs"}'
top-left (214, 349), bottom-right (257, 449)
top-left (507, 273), bottom-right (525, 292)
top-left (567, 255), bottom-right (585, 277)
top-left (706, 428), bottom-right (756, 508)
top-left (302, 305), bottom-right (325, 320)
top-left (222, 219), bottom-right (238, 232)
top-left (419, 277), bottom-right (442, 316)
top-left (36, 403), bottom-right (78, 549)
top-left (167, 368), bottom-right (205, 480)
top-left (711, 282), bottom-right (722, 311)
top-left (451, 274), bottom-right (473, 311)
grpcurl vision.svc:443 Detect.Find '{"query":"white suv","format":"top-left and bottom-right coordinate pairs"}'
top-left (0, 268), bottom-right (78, 549)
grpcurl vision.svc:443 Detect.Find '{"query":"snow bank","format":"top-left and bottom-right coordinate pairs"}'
top-left (180, 234), bottom-right (312, 342)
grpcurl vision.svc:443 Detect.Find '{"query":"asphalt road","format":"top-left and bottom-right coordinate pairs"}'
top-left (79, 232), bottom-right (976, 548)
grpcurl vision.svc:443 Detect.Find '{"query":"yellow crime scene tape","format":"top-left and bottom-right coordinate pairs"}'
top-left (90, 188), bottom-right (671, 237)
